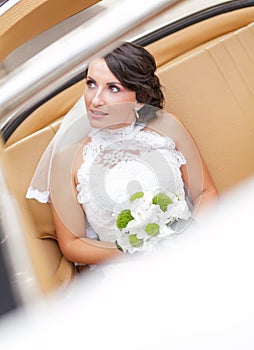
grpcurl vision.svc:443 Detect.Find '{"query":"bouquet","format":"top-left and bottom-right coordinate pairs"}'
top-left (115, 190), bottom-right (191, 254)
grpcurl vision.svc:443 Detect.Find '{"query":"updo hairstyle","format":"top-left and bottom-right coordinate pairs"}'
top-left (84, 42), bottom-right (165, 121)
top-left (104, 42), bottom-right (164, 111)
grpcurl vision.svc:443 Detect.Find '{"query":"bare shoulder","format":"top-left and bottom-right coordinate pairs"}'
top-left (147, 112), bottom-right (195, 147)
top-left (51, 137), bottom-right (91, 186)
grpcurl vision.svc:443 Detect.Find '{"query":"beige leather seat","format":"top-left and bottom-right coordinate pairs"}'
top-left (3, 7), bottom-right (254, 295)
top-left (2, 79), bottom-right (90, 294)
top-left (147, 7), bottom-right (254, 193)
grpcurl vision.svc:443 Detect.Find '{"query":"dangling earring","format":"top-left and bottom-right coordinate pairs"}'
top-left (135, 106), bottom-right (139, 119)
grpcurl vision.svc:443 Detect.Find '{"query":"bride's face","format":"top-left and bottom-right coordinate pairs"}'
top-left (84, 58), bottom-right (137, 129)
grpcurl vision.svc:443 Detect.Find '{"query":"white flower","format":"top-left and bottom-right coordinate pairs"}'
top-left (165, 200), bottom-right (191, 221)
top-left (115, 189), bottom-right (192, 254)
top-left (129, 191), bottom-right (154, 219)
top-left (115, 232), bottom-right (131, 253)
top-left (158, 224), bottom-right (174, 238)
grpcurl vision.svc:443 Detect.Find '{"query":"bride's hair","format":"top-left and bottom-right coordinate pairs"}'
top-left (104, 42), bottom-right (164, 110)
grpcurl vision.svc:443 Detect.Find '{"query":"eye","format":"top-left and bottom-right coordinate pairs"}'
top-left (108, 84), bottom-right (120, 93)
top-left (86, 79), bottom-right (96, 89)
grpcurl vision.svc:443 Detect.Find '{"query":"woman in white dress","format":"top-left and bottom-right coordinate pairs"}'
top-left (27, 42), bottom-right (218, 265)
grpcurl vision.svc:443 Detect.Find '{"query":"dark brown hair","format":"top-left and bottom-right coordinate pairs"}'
top-left (104, 42), bottom-right (164, 110)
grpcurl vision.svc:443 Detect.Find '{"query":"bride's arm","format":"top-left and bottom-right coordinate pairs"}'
top-left (148, 114), bottom-right (218, 217)
top-left (51, 204), bottom-right (123, 265)
top-left (169, 116), bottom-right (218, 216)
top-left (50, 143), bottom-right (123, 265)
top-left (180, 161), bottom-right (218, 216)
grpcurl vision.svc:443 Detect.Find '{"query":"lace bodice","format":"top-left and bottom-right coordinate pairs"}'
top-left (76, 122), bottom-right (188, 242)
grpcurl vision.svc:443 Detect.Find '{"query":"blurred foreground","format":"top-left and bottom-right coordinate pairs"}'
top-left (0, 175), bottom-right (253, 349)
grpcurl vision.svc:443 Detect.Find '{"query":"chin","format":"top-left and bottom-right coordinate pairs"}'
top-left (88, 117), bottom-right (105, 129)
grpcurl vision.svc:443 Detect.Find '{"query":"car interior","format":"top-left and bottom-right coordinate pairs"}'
top-left (1, 1), bottom-right (254, 297)
top-left (0, 0), bottom-right (100, 62)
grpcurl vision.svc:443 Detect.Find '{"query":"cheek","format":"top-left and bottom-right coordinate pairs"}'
top-left (84, 88), bottom-right (92, 106)
top-left (122, 91), bottom-right (136, 102)
top-left (106, 90), bottom-right (136, 103)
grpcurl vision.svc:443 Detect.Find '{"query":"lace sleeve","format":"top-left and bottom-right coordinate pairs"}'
top-left (136, 129), bottom-right (187, 168)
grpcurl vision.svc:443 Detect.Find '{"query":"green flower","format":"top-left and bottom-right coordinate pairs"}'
top-left (129, 234), bottom-right (143, 247)
top-left (145, 223), bottom-right (160, 236)
top-left (152, 193), bottom-right (172, 212)
top-left (130, 191), bottom-right (144, 202)
top-left (116, 209), bottom-right (134, 230)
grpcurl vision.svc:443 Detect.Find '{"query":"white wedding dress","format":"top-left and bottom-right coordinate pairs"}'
top-left (76, 122), bottom-right (189, 243)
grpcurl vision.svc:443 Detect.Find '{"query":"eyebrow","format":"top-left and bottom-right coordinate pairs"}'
top-left (86, 75), bottom-right (95, 81)
top-left (86, 76), bottom-right (122, 86)
top-left (107, 82), bottom-right (123, 86)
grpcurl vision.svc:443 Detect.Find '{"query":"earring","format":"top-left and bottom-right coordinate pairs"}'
top-left (135, 106), bottom-right (139, 119)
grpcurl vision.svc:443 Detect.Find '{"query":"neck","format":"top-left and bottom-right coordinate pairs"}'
top-left (106, 121), bottom-right (135, 130)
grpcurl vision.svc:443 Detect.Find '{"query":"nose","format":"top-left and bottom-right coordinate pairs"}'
top-left (91, 88), bottom-right (104, 107)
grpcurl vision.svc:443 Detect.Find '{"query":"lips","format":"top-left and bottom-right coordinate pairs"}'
top-left (90, 109), bottom-right (108, 119)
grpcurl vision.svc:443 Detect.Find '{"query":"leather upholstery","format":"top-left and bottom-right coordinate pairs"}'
top-left (154, 21), bottom-right (254, 193)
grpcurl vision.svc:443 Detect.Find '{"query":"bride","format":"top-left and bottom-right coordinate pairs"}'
top-left (26, 42), bottom-right (218, 265)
